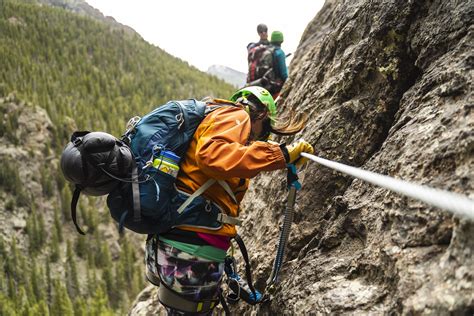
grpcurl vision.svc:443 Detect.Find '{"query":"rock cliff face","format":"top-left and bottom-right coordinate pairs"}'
top-left (239, 0), bottom-right (473, 314)
top-left (0, 94), bottom-right (56, 247)
top-left (130, 0), bottom-right (473, 314)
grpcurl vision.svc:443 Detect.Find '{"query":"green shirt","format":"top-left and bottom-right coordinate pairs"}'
top-left (159, 236), bottom-right (227, 262)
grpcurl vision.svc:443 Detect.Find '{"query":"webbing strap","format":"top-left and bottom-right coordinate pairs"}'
top-left (177, 179), bottom-right (242, 226)
top-left (219, 290), bottom-right (231, 315)
top-left (158, 283), bottom-right (218, 313)
top-left (131, 161), bottom-right (141, 222)
top-left (217, 180), bottom-right (238, 204)
top-left (233, 234), bottom-right (257, 301)
top-left (177, 179), bottom-right (216, 214)
top-left (174, 101), bottom-right (189, 131)
top-left (71, 186), bottom-right (86, 235)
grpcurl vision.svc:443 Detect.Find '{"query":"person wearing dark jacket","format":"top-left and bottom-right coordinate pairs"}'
top-left (247, 23), bottom-right (269, 51)
top-left (267, 30), bottom-right (288, 98)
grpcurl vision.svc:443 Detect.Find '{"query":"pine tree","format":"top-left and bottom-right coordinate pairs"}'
top-left (30, 261), bottom-right (43, 302)
top-left (65, 240), bottom-right (80, 299)
top-left (0, 291), bottom-right (18, 316)
top-left (60, 185), bottom-right (72, 220)
top-left (102, 262), bottom-right (116, 307)
top-left (8, 277), bottom-right (16, 306)
top-left (0, 236), bottom-right (6, 257)
top-left (37, 212), bottom-right (46, 247)
top-left (26, 205), bottom-right (43, 253)
top-left (89, 286), bottom-right (114, 316)
top-left (75, 235), bottom-right (87, 259)
top-left (45, 259), bottom-right (52, 305)
top-left (86, 267), bottom-right (96, 299)
top-left (9, 238), bottom-right (19, 282)
top-left (53, 206), bottom-right (63, 243)
top-left (31, 299), bottom-right (50, 316)
top-left (49, 229), bottom-right (60, 263)
top-left (51, 280), bottom-right (74, 316)
top-left (73, 297), bottom-right (88, 316)
top-left (114, 261), bottom-right (125, 299)
top-left (0, 258), bottom-right (4, 293)
top-left (17, 285), bottom-right (30, 315)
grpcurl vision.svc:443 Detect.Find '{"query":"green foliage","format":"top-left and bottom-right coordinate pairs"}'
top-left (0, 291), bottom-right (18, 316)
top-left (0, 0), bottom-right (234, 154)
top-left (0, 160), bottom-right (29, 205)
top-left (74, 235), bottom-right (87, 259)
top-left (49, 227), bottom-right (60, 263)
top-left (40, 165), bottom-right (55, 198)
top-left (26, 205), bottom-right (46, 253)
top-left (53, 206), bottom-right (63, 243)
top-left (0, 0), bottom-right (233, 313)
top-left (60, 185), bottom-right (72, 220)
top-left (51, 279), bottom-right (74, 316)
top-left (0, 105), bottom-right (21, 145)
top-left (65, 241), bottom-right (80, 299)
top-left (89, 286), bottom-right (114, 316)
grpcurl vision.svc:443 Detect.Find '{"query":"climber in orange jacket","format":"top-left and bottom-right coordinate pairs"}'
top-left (145, 86), bottom-right (314, 315)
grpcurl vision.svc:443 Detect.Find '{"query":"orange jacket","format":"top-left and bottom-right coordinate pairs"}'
top-left (175, 102), bottom-right (286, 236)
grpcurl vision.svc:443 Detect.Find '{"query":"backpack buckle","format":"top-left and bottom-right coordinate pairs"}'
top-left (217, 213), bottom-right (242, 226)
top-left (72, 137), bottom-right (83, 147)
top-left (125, 116), bottom-right (141, 135)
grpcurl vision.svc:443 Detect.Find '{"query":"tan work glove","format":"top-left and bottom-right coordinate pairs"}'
top-left (281, 139), bottom-right (314, 167)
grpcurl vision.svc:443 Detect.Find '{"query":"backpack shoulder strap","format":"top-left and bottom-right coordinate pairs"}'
top-left (176, 179), bottom-right (242, 226)
top-left (177, 179), bottom-right (216, 214)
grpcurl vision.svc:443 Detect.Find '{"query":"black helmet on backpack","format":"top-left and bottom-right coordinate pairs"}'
top-left (61, 131), bottom-right (133, 195)
top-left (61, 131), bottom-right (134, 234)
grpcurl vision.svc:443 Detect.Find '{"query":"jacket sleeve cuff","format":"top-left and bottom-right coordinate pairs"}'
top-left (279, 143), bottom-right (289, 163)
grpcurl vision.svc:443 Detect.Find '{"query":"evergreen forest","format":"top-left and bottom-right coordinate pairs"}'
top-left (0, 0), bottom-right (235, 315)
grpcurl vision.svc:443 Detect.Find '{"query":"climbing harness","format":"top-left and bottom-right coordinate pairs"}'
top-left (224, 164), bottom-right (306, 304)
top-left (301, 153), bottom-right (474, 220)
top-left (224, 235), bottom-right (263, 306)
top-left (266, 164), bottom-right (301, 294)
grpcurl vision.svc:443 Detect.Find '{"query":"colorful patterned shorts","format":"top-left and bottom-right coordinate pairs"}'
top-left (145, 236), bottom-right (224, 302)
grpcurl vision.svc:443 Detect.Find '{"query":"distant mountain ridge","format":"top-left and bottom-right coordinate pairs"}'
top-left (36, 0), bottom-right (138, 36)
top-left (207, 65), bottom-right (246, 88)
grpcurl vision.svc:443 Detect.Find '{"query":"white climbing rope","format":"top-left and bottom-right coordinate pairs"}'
top-left (301, 153), bottom-right (474, 220)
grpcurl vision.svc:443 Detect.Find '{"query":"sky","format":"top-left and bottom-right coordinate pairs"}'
top-left (85, 0), bottom-right (325, 73)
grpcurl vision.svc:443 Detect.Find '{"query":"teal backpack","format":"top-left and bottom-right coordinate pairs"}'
top-left (62, 99), bottom-right (240, 235)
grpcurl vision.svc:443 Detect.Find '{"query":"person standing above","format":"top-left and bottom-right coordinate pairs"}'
top-left (247, 23), bottom-right (269, 51)
top-left (247, 30), bottom-right (289, 98)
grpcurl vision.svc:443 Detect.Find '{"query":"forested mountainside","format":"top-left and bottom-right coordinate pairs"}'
top-left (35, 0), bottom-right (139, 35)
top-left (0, 0), bottom-right (233, 148)
top-left (0, 0), bottom-right (234, 315)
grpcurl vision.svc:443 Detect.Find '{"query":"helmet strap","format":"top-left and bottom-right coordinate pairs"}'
top-left (71, 185), bottom-right (86, 235)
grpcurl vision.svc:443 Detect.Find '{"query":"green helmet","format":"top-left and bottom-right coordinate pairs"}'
top-left (230, 86), bottom-right (277, 125)
top-left (271, 31), bottom-right (284, 43)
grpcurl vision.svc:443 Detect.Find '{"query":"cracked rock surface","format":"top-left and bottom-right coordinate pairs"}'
top-left (237, 0), bottom-right (473, 314)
